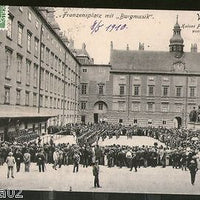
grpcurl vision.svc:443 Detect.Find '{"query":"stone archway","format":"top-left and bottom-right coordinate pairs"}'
top-left (173, 117), bottom-right (182, 129)
top-left (93, 101), bottom-right (108, 123)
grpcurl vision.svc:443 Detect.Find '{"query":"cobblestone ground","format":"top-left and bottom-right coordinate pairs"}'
top-left (0, 136), bottom-right (199, 195)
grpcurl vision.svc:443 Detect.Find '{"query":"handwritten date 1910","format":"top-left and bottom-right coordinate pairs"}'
top-left (91, 20), bottom-right (127, 34)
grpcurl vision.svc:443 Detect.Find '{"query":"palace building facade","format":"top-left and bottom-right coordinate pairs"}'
top-left (79, 17), bottom-right (200, 128)
top-left (1, 7), bottom-right (200, 142)
top-left (0, 6), bottom-right (80, 141)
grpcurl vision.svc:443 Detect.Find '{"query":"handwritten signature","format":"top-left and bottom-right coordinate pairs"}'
top-left (90, 20), bottom-right (128, 34)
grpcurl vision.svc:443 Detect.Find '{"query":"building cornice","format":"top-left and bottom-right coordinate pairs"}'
top-left (110, 70), bottom-right (200, 76)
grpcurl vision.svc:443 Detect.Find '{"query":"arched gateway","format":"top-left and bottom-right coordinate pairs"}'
top-left (93, 101), bottom-right (108, 123)
top-left (173, 117), bottom-right (182, 129)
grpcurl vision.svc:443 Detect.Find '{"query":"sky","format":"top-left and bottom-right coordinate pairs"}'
top-left (55, 8), bottom-right (200, 64)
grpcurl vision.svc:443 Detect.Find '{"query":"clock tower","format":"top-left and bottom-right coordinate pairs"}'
top-left (169, 15), bottom-right (184, 58)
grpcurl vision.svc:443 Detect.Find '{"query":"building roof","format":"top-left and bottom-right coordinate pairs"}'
top-left (74, 48), bottom-right (90, 58)
top-left (110, 49), bottom-right (200, 73)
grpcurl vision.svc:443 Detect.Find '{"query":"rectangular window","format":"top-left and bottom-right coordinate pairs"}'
top-left (41, 69), bottom-right (44, 89)
top-left (161, 102), bottom-right (169, 112)
top-left (16, 89), bottom-right (21, 105)
top-left (25, 91), bottom-right (30, 106)
top-left (98, 85), bottom-right (104, 95)
top-left (147, 102), bottom-right (154, 112)
top-left (7, 16), bottom-right (13, 38)
top-left (50, 74), bottom-right (53, 92)
top-left (190, 87), bottom-right (196, 97)
top-left (4, 87), bottom-right (10, 104)
top-left (27, 31), bottom-right (32, 52)
top-left (58, 60), bottom-right (62, 73)
top-left (82, 68), bottom-right (87, 72)
top-left (61, 100), bottom-right (63, 109)
top-left (46, 48), bottom-right (50, 65)
top-left (45, 96), bottom-right (48, 108)
top-left (45, 72), bottom-right (49, 91)
top-left (176, 86), bottom-right (182, 97)
top-left (19, 7), bottom-right (23, 12)
top-left (16, 55), bottom-right (22, 83)
top-left (134, 119), bottom-right (138, 124)
top-left (33, 64), bottom-right (38, 87)
top-left (28, 11), bottom-right (32, 21)
top-left (132, 102), bottom-right (140, 112)
top-left (162, 86), bottom-right (169, 96)
top-left (119, 85), bottom-right (125, 95)
top-left (57, 99), bottom-right (60, 108)
top-left (148, 119), bottom-right (152, 125)
top-left (34, 37), bottom-right (39, 57)
top-left (118, 101), bottom-right (125, 111)
top-left (40, 95), bottom-right (43, 107)
top-left (81, 101), bottom-right (87, 110)
top-left (35, 20), bottom-right (39, 29)
top-left (55, 56), bottom-right (58, 71)
top-left (81, 83), bottom-right (87, 95)
top-left (41, 43), bottom-right (45, 61)
top-left (5, 49), bottom-right (12, 79)
top-left (50, 97), bottom-right (53, 108)
top-left (17, 23), bottom-right (23, 46)
top-left (162, 120), bottom-right (167, 125)
top-left (148, 85), bottom-right (154, 96)
top-left (26, 60), bottom-right (31, 86)
top-left (50, 53), bottom-right (54, 68)
top-left (33, 93), bottom-right (37, 107)
top-left (54, 76), bottom-right (57, 93)
top-left (175, 104), bottom-right (183, 112)
top-left (133, 85), bottom-right (140, 96)
top-left (54, 98), bottom-right (56, 108)
top-left (98, 102), bottom-right (103, 110)
top-left (57, 78), bottom-right (60, 94)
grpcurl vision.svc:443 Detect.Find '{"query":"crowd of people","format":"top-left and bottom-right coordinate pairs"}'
top-left (1, 123), bottom-right (200, 185)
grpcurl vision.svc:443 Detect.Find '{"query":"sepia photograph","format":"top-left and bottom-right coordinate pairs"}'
top-left (1, 4), bottom-right (200, 197)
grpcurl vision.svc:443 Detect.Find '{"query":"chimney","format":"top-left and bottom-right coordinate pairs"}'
top-left (82, 43), bottom-right (86, 50)
top-left (46, 7), bottom-right (56, 23)
top-left (139, 42), bottom-right (144, 50)
top-left (68, 38), bottom-right (74, 49)
top-left (126, 44), bottom-right (129, 51)
top-left (38, 7), bottom-right (48, 18)
top-left (110, 41), bottom-right (113, 50)
top-left (191, 43), bottom-right (197, 52)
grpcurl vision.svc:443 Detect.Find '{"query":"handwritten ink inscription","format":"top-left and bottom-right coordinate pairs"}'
top-left (57, 11), bottom-right (154, 34)
top-left (90, 20), bottom-right (127, 34)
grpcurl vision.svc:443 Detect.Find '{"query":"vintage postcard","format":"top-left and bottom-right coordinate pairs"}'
top-left (0, 5), bottom-right (200, 196)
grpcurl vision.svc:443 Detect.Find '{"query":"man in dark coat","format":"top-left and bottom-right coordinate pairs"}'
top-left (14, 149), bottom-right (23, 172)
top-left (82, 146), bottom-right (89, 168)
top-left (130, 151), bottom-right (138, 172)
top-left (73, 152), bottom-right (80, 173)
top-left (188, 160), bottom-right (198, 185)
top-left (36, 150), bottom-right (46, 172)
top-left (93, 160), bottom-right (101, 188)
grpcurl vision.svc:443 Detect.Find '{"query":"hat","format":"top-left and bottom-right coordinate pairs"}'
top-left (8, 152), bottom-right (13, 156)
top-left (191, 160), bottom-right (195, 163)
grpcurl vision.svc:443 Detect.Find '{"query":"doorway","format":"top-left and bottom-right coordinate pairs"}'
top-left (94, 113), bottom-right (98, 123)
top-left (81, 115), bottom-right (86, 124)
top-left (173, 117), bottom-right (182, 129)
